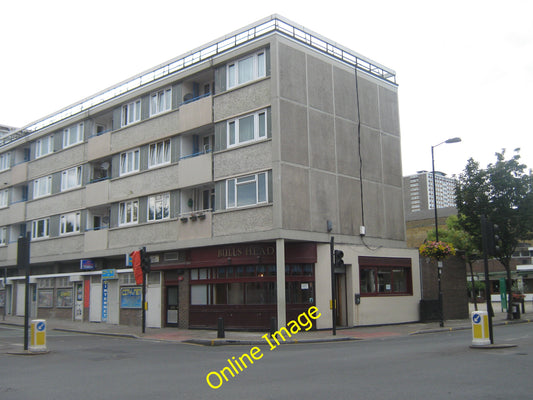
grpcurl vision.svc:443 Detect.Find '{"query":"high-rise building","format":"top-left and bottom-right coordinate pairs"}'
top-left (0, 15), bottom-right (420, 330)
top-left (404, 170), bottom-right (456, 214)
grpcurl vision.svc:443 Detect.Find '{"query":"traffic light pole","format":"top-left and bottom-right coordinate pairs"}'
top-left (142, 271), bottom-right (146, 334)
top-left (330, 237), bottom-right (336, 336)
top-left (481, 215), bottom-right (494, 344)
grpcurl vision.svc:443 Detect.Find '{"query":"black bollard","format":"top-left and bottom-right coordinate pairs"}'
top-left (217, 317), bottom-right (225, 338)
top-left (269, 317), bottom-right (277, 337)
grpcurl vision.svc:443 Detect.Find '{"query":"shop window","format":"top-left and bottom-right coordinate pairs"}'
top-left (359, 257), bottom-right (412, 296)
top-left (191, 285), bottom-right (208, 305)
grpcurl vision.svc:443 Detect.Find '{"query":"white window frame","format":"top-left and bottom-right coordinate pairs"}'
top-left (63, 123), bottom-right (84, 148)
top-left (61, 166), bottom-right (82, 192)
top-left (227, 50), bottom-right (266, 89)
top-left (31, 218), bottom-right (50, 240)
top-left (60, 212), bottom-right (81, 235)
top-left (122, 100), bottom-right (141, 127)
top-left (33, 176), bottom-right (52, 199)
top-left (35, 135), bottom-right (54, 158)
top-left (0, 226), bottom-right (7, 246)
top-left (148, 193), bottom-right (170, 221)
top-left (226, 172), bottom-right (268, 209)
top-left (0, 152), bottom-right (11, 171)
top-left (148, 140), bottom-right (171, 168)
top-left (119, 149), bottom-right (140, 176)
top-left (227, 109), bottom-right (267, 148)
top-left (0, 189), bottom-right (8, 208)
top-left (119, 199), bottom-right (139, 226)
top-left (150, 88), bottom-right (172, 116)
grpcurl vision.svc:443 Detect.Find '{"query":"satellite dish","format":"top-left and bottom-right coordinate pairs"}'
top-left (101, 162), bottom-right (110, 170)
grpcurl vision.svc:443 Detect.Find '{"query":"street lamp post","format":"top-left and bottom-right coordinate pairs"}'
top-left (431, 137), bottom-right (461, 327)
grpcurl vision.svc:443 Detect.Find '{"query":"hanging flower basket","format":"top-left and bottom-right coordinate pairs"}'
top-left (419, 241), bottom-right (456, 261)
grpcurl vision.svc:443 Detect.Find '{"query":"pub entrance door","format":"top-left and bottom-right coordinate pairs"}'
top-left (166, 286), bottom-right (179, 327)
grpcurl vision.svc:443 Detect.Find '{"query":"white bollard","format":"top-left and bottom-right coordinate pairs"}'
top-left (471, 311), bottom-right (490, 346)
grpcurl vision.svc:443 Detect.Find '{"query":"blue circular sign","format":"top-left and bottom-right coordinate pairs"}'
top-left (472, 313), bottom-right (481, 324)
top-left (36, 322), bottom-right (45, 331)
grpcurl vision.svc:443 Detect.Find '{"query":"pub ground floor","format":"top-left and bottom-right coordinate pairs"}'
top-left (0, 240), bottom-right (421, 330)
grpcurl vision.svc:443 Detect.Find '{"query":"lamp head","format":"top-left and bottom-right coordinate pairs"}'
top-left (445, 137), bottom-right (461, 144)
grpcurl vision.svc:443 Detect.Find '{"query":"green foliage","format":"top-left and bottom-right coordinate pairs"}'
top-left (454, 149), bottom-right (533, 268)
top-left (425, 215), bottom-right (480, 264)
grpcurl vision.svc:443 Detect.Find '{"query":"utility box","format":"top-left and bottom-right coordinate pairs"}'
top-left (471, 311), bottom-right (490, 346)
top-left (30, 319), bottom-right (47, 352)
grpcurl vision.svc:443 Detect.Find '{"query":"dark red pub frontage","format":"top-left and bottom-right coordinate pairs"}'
top-left (176, 242), bottom-right (317, 330)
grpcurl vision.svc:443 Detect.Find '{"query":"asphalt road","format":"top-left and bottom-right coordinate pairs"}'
top-left (0, 324), bottom-right (532, 400)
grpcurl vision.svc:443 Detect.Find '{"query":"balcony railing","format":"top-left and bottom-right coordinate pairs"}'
top-left (1, 15), bottom-right (396, 149)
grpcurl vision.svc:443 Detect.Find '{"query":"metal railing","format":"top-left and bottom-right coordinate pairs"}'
top-left (1, 15), bottom-right (396, 149)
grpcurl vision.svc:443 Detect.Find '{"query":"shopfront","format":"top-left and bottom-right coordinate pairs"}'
top-left (169, 242), bottom-right (317, 330)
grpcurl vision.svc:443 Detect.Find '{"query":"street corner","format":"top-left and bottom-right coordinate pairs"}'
top-left (470, 343), bottom-right (518, 350)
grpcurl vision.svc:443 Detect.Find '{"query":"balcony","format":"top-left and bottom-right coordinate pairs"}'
top-left (11, 161), bottom-right (28, 185)
top-left (84, 229), bottom-right (108, 252)
top-left (85, 179), bottom-right (110, 208)
top-left (0, 201), bottom-right (26, 225)
top-left (177, 211), bottom-right (212, 241)
top-left (87, 130), bottom-right (111, 161)
top-left (177, 95), bottom-right (213, 133)
top-left (178, 153), bottom-right (212, 188)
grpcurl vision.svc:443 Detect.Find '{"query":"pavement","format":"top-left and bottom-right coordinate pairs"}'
top-left (1, 305), bottom-right (530, 352)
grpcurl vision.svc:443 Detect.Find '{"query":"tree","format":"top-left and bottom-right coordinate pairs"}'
top-left (426, 215), bottom-right (481, 309)
top-left (455, 149), bottom-right (533, 319)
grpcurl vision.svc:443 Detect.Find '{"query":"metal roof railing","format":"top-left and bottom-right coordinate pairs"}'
top-left (1, 14), bottom-right (396, 149)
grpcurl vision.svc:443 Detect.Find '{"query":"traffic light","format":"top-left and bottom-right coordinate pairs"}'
top-left (482, 217), bottom-right (501, 257)
top-left (140, 247), bottom-right (151, 273)
top-left (334, 250), bottom-right (344, 267)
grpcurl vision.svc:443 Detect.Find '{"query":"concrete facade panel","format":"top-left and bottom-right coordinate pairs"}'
top-left (338, 175), bottom-right (362, 236)
top-left (108, 221), bottom-right (178, 250)
top-left (362, 180), bottom-right (385, 238)
top-left (27, 144), bottom-right (85, 180)
top-left (333, 67), bottom-right (358, 122)
top-left (85, 180), bottom-right (110, 208)
top-left (279, 100), bottom-right (308, 166)
top-left (108, 164), bottom-right (180, 203)
top-left (31, 235), bottom-right (84, 262)
top-left (280, 164), bottom-right (310, 231)
top-left (10, 162), bottom-right (28, 185)
top-left (278, 43), bottom-right (307, 104)
top-left (307, 56), bottom-right (333, 114)
top-left (87, 131), bottom-right (111, 161)
top-left (309, 110), bottom-right (335, 172)
top-left (178, 153), bottom-right (212, 187)
top-left (177, 212), bottom-right (212, 241)
top-left (178, 96), bottom-right (213, 132)
top-left (214, 141), bottom-right (271, 180)
top-left (309, 170), bottom-right (338, 232)
top-left (335, 117), bottom-right (359, 177)
top-left (26, 188), bottom-right (84, 220)
top-left (379, 86), bottom-right (400, 136)
top-left (213, 80), bottom-right (270, 122)
top-left (0, 201), bottom-right (25, 225)
top-left (84, 229), bottom-right (108, 252)
top-left (383, 185), bottom-right (406, 241)
top-left (212, 206), bottom-right (273, 237)
top-left (111, 111), bottom-right (180, 153)
top-left (382, 134), bottom-right (403, 187)
top-left (360, 126), bottom-right (382, 182)
top-left (358, 77), bottom-right (380, 130)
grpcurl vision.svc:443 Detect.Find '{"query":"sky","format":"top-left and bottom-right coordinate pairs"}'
top-left (1, 0), bottom-right (532, 177)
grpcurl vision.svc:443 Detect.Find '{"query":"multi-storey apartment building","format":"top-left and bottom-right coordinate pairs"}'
top-left (0, 15), bottom-right (420, 330)
top-left (403, 170), bottom-right (456, 214)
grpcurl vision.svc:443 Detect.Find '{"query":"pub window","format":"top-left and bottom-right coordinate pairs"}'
top-left (359, 257), bottom-right (412, 296)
